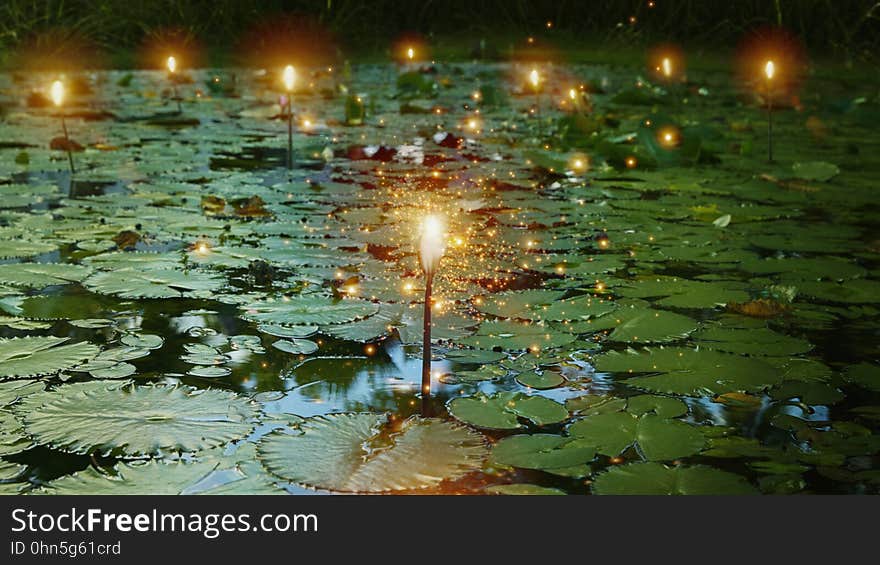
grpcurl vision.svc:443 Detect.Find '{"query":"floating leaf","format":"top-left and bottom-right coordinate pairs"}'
top-left (791, 161), bottom-right (839, 182)
top-left (447, 392), bottom-right (569, 430)
top-left (37, 459), bottom-right (282, 495)
top-left (272, 339), bottom-right (319, 355)
top-left (84, 268), bottom-right (224, 299)
top-left (590, 306), bottom-right (698, 343)
top-left (0, 380), bottom-right (44, 407)
top-left (0, 263), bottom-right (91, 289)
top-left (120, 333), bottom-right (164, 350)
top-left (258, 414), bottom-right (485, 492)
top-left (242, 296), bottom-right (379, 326)
top-left (515, 370), bottom-right (565, 389)
top-left (592, 346), bottom-right (780, 396)
top-left (490, 434), bottom-right (596, 471)
top-left (461, 320), bottom-right (575, 351)
top-left (0, 410), bottom-right (32, 456)
top-left (0, 336), bottom-right (99, 379)
top-left (592, 462), bottom-right (757, 494)
top-left (569, 412), bottom-right (704, 460)
top-left (16, 382), bottom-right (257, 456)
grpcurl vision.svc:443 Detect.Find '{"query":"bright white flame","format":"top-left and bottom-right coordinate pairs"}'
top-left (407, 47), bottom-right (414, 60)
top-left (167, 56), bottom-right (177, 74)
top-left (529, 69), bottom-right (540, 89)
top-left (50, 80), bottom-right (64, 107)
top-left (661, 57), bottom-right (672, 78)
top-left (282, 65), bottom-right (296, 92)
top-left (765, 60), bottom-right (775, 80)
top-left (569, 88), bottom-right (577, 100)
top-left (419, 215), bottom-right (446, 275)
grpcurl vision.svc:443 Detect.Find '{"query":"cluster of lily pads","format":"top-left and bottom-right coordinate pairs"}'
top-left (0, 59), bottom-right (878, 495)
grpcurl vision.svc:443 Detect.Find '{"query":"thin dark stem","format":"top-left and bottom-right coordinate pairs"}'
top-left (420, 272), bottom-right (433, 417)
top-left (767, 79), bottom-right (773, 162)
top-left (287, 98), bottom-right (294, 170)
top-left (171, 77), bottom-right (183, 114)
top-left (61, 114), bottom-right (75, 174)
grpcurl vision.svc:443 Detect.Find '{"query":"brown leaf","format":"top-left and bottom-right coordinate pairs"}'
top-left (112, 230), bottom-right (141, 250)
top-left (727, 299), bottom-right (790, 318)
top-left (759, 173), bottom-right (819, 193)
top-left (201, 195), bottom-right (227, 215)
top-left (49, 137), bottom-right (85, 152)
top-left (231, 195), bottom-right (271, 217)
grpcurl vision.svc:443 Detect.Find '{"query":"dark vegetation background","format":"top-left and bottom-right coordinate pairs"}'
top-left (0, 0), bottom-right (877, 69)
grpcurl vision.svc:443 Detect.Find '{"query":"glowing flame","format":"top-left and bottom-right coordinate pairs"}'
top-left (764, 60), bottom-right (775, 80)
top-left (282, 65), bottom-right (296, 92)
top-left (529, 69), bottom-right (540, 89)
top-left (166, 56), bottom-right (177, 74)
top-left (419, 215), bottom-right (446, 275)
top-left (661, 57), bottom-right (672, 78)
top-left (407, 47), bottom-right (415, 60)
top-left (50, 80), bottom-right (64, 107)
top-left (569, 88), bottom-right (577, 100)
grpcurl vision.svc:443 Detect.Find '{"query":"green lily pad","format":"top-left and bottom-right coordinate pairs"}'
top-left (15, 382), bottom-right (258, 456)
top-left (591, 306), bottom-right (699, 343)
top-left (242, 296), bottom-right (379, 326)
top-left (592, 462), bottom-right (757, 494)
top-left (490, 434), bottom-right (596, 471)
top-left (0, 336), bottom-right (99, 379)
top-left (84, 268), bottom-right (224, 299)
top-left (0, 263), bottom-right (92, 289)
top-left (37, 459), bottom-right (282, 495)
top-left (515, 370), bottom-right (565, 389)
top-left (791, 161), bottom-right (839, 182)
top-left (569, 412), bottom-right (704, 460)
top-left (448, 392), bottom-right (569, 430)
top-left (592, 346), bottom-right (781, 396)
top-left (625, 394), bottom-right (688, 418)
top-left (258, 414), bottom-right (486, 492)
top-left (272, 339), bottom-right (319, 355)
top-left (844, 363), bottom-right (880, 392)
top-left (461, 320), bottom-right (575, 351)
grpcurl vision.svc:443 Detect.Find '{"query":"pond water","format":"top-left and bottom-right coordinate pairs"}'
top-left (0, 61), bottom-right (878, 495)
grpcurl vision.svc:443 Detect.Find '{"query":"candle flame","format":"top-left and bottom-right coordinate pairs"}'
top-left (50, 80), bottom-right (64, 107)
top-left (407, 47), bottom-right (414, 60)
top-left (529, 69), bottom-right (540, 89)
top-left (569, 88), bottom-right (577, 100)
top-left (282, 65), bottom-right (296, 92)
top-left (419, 215), bottom-right (446, 275)
top-left (661, 57), bottom-right (672, 78)
top-left (764, 60), bottom-right (775, 80)
top-left (166, 56), bottom-right (177, 74)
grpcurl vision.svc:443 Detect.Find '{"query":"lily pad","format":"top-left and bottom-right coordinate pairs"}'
top-left (568, 412), bottom-right (704, 460)
top-left (258, 413), bottom-right (486, 492)
top-left (515, 370), bottom-right (565, 389)
top-left (447, 392), bottom-right (569, 430)
top-left (0, 336), bottom-right (99, 379)
top-left (592, 346), bottom-right (780, 396)
top-left (242, 296), bottom-right (379, 326)
top-left (490, 434), bottom-right (596, 471)
top-left (592, 462), bottom-right (757, 494)
top-left (16, 382), bottom-right (257, 456)
top-left (272, 339), bottom-right (319, 355)
top-left (461, 320), bottom-right (576, 351)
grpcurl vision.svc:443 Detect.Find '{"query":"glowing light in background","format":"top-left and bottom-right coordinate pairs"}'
top-left (50, 80), bottom-right (64, 107)
top-left (282, 64), bottom-right (296, 91)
